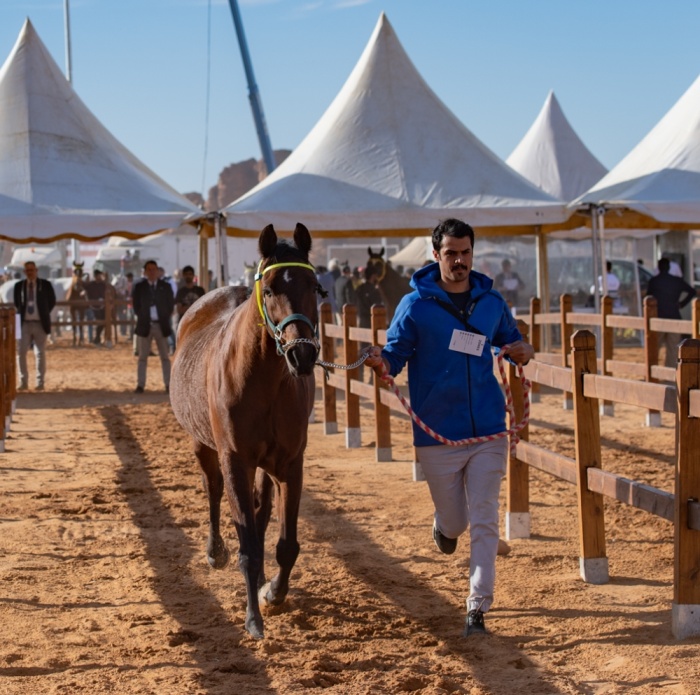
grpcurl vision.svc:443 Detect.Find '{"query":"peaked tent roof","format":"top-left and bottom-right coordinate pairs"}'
top-left (0, 19), bottom-right (202, 243)
top-left (506, 91), bottom-right (607, 202)
top-left (224, 13), bottom-right (574, 238)
top-left (574, 72), bottom-right (700, 227)
top-left (506, 91), bottom-right (661, 240)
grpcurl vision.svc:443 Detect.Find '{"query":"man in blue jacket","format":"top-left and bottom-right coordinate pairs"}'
top-left (364, 218), bottom-right (534, 637)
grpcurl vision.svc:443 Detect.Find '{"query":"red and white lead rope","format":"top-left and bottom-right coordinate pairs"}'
top-left (377, 353), bottom-right (531, 458)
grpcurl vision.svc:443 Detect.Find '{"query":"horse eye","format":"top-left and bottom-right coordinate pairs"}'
top-left (263, 287), bottom-right (273, 298)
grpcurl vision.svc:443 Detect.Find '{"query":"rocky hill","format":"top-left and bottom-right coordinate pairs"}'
top-left (183, 149), bottom-right (291, 212)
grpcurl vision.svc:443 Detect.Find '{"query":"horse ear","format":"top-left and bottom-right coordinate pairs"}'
top-left (293, 223), bottom-right (312, 258)
top-left (367, 246), bottom-right (373, 256)
top-left (380, 248), bottom-right (385, 258)
top-left (259, 224), bottom-right (277, 258)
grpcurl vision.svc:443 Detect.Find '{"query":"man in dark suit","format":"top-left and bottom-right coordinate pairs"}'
top-left (13, 261), bottom-right (56, 390)
top-left (132, 259), bottom-right (174, 394)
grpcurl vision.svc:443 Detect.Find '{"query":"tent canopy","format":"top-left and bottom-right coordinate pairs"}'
top-left (224, 13), bottom-right (576, 238)
top-left (507, 91), bottom-right (607, 203)
top-left (573, 72), bottom-right (700, 228)
top-left (0, 19), bottom-right (202, 243)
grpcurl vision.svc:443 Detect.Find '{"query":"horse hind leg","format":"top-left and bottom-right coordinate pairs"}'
top-left (194, 441), bottom-right (230, 569)
top-left (258, 467), bottom-right (301, 608)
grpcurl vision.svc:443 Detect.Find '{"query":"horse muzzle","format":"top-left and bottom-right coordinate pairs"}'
top-left (282, 339), bottom-right (319, 377)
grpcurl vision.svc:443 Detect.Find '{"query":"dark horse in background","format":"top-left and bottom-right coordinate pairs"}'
top-left (170, 223), bottom-right (322, 640)
top-left (366, 247), bottom-right (412, 322)
top-left (65, 262), bottom-right (88, 346)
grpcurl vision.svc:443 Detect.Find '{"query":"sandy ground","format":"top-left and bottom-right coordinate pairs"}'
top-left (0, 337), bottom-right (698, 694)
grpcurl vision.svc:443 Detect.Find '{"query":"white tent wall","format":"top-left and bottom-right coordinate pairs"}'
top-left (97, 233), bottom-right (258, 285)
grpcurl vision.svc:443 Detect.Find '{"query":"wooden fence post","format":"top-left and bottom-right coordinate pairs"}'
top-left (342, 304), bottom-right (361, 448)
top-left (506, 320), bottom-right (530, 539)
top-left (644, 296), bottom-right (661, 427)
top-left (692, 298), bottom-right (700, 340)
top-left (529, 297), bottom-right (541, 403)
top-left (673, 338), bottom-right (700, 639)
top-left (600, 295), bottom-right (614, 416)
top-left (318, 302), bottom-right (337, 435)
top-left (561, 294), bottom-right (573, 410)
top-left (371, 305), bottom-right (392, 462)
top-left (571, 329), bottom-right (609, 584)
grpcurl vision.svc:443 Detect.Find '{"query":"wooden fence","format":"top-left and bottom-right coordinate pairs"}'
top-left (526, 294), bottom-right (700, 424)
top-left (316, 301), bottom-right (700, 639)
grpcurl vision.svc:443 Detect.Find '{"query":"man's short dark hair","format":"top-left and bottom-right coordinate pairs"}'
top-left (143, 260), bottom-right (158, 271)
top-left (658, 257), bottom-right (671, 273)
top-left (182, 265), bottom-right (195, 274)
top-left (432, 218), bottom-right (475, 252)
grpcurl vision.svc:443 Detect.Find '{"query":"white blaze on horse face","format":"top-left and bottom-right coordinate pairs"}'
top-left (282, 269), bottom-right (293, 284)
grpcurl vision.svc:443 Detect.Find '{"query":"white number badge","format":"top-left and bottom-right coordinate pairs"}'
top-left (448, 329), bottom-right (485, 357)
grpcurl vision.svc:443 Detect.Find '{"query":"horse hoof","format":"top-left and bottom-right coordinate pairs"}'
top-left (258, 581), bottom-right (285, 607)
top-left (245, 616), bottom-right (264, 640)
top-left (207, 545), bottom-right (230, 570)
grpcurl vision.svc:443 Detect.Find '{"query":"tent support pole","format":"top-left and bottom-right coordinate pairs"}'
top-left (590, 205), bottom-right (601, 314)
top-left (197, 224), bottom-right (208, 291)
top-left (214, 213), bottom-right (229, 288)
top-left (535, 226), bottom-right (550, 351)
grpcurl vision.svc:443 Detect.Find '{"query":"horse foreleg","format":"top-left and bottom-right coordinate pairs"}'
top-left (222, 454), bottom-right (265, 640)
top-left (194, 441), bottom-right (229, 569)
top-left (258, 464), bottom-right (302, 608)
top-left (253, 467), bottom-right (274, 591)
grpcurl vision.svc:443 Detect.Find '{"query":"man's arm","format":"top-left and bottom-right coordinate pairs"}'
top-left (132, 282), bottom-right (143, 317)
top-left (46, 280), bottom-right (56, 311)
top-left (680, 280), bottom-right (697, 309)
top-left (13, 281), bottom-right (21, 310)
top-left (164, 282), bottom-right (175, 314)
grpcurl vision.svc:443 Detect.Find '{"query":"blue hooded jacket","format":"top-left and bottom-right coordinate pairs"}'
top-left (381, 262), bottom-right (522, 447)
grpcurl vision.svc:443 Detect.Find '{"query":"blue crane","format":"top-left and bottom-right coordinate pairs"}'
top-left (227, 0), bottom-right (276, 175)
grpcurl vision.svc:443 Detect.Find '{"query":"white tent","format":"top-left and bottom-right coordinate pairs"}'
top-left (507, 91), bottom-right (607, 203)
top-left (574, 72), bottom-right (700, 228)
top-left (0, 19), bottom-right (202, 243)
top-left (389, 237), bottom-right (432, 267)
top-left (223, 13), bottom-right (575, 238)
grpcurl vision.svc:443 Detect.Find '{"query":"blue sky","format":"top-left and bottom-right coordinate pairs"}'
top-left (1, 1), bottom-right (699, 199)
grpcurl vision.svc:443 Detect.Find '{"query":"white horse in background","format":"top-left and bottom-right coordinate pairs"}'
top-left (0, 277), bottom-right (73, 339)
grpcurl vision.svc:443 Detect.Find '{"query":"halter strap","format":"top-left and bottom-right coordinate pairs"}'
top-left (254, 259), bottom-right (319, 356)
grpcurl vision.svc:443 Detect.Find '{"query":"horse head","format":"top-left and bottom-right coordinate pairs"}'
top-left (72, 261), bottom-right (84, 276)
top-left (256, 223), bottom-right (320, 377)
top-left (366, 246), bottom-right (389, 282)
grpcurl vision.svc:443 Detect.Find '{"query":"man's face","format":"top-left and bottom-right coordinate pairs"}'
top-left (24, 263), bottom-right (38, 281)
top-left (183, 270), bottom-right (195, 285)
top-left (433, 235), bottom-right (473, 285)
top-left (94, 272), bottom-right (104, 283)
top-left (144, 263), bottom-right (159, 283)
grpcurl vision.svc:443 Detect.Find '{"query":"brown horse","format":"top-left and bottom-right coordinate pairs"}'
top-left (65, 263), bottom-right (87, 346)
top-left (170, 223), bottom-right (322, 640)
top-left (366, 247), bottom-right (412, 322)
